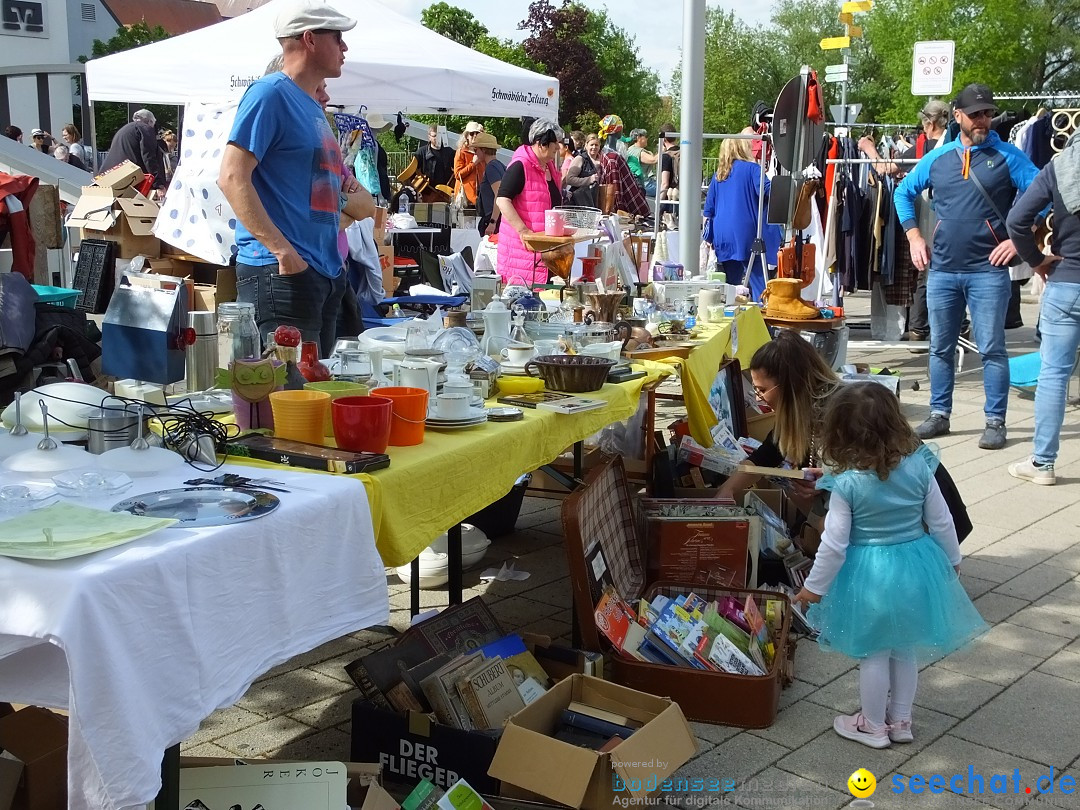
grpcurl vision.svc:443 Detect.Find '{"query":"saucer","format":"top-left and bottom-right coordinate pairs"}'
top-left (427, 406), bottom-right (487, 424)
top-left (425, 414), bottom-right (487, 429)
top-left (498, 362), bottom-right (533, 376)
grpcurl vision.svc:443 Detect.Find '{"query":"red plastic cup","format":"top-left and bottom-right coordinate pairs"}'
top-left (332, 395), bottom-right (392, 453)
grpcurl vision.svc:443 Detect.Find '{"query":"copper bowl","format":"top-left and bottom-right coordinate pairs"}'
top-left (524, 355), bottom-right (616, 393)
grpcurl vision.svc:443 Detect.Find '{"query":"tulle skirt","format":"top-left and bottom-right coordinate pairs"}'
top-left (807, 534), bottom-right (988, 662)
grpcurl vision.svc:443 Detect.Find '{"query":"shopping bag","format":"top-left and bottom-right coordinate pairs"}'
top-left (153, 101), bottom-right (240, 265)
top-left (474, 235), bottom-right (499, 276)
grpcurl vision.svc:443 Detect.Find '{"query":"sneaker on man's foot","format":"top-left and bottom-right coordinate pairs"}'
top-left (1009, 457), bottom-right (1055, 486)
top-left (887, 718), bottom-right (914, 744)
top-left (834, 713), bottom-right (891, 749)
top-left (979, 420), bottom-right (1007, 450)
top-left (916, 414), bottom-right (950, 439)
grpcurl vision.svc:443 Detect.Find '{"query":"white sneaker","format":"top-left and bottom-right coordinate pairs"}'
top-left (1009, 458), bottom-right (1056, 486)
top-left (887, 718), bottom-right (914, 743)
top-left (833, 713), bottom-right (891, 749)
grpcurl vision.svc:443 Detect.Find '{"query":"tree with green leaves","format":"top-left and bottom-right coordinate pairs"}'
top-left (520, 0), bottom-right (604, 124)
top-left (82, 22), bottom-right (175, 147)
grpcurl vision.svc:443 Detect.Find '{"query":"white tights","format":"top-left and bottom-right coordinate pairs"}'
top-left (859, 649), bottom-right (918, 727)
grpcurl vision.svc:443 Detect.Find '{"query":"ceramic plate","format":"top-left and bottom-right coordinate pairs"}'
top-left (111, 486), bottom-right (279, 528)
top-left (424, 418), bottom-right (488, 430)
top-left (498, 363), bottom-right (533, 377)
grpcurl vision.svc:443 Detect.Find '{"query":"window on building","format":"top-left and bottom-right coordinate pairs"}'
top-left (81, 3), bottom-right (96, 21)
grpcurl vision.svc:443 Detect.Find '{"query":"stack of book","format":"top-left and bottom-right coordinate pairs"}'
top-left (552, 701), bottom-right (642, 750)
top-left (346, 598), bottom-right (552, 732)
top-left (594, 587), bottom-right (787, 677)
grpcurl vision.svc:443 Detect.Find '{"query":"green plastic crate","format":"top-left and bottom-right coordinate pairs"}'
top-left (31, 285), bottom-right (81, 309)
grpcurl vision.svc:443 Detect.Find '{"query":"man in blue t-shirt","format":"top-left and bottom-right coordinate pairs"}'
top-left (219, 0), bottom-right (356, 356)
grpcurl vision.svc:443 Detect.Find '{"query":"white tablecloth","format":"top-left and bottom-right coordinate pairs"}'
top-left (0, 463), bottom-right (388, 810)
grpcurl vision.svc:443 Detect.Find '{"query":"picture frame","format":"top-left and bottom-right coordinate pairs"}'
top-left (707, 357), bottom-right (748, 439)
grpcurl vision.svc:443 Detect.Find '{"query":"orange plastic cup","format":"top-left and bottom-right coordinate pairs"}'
top-left (269, 389), bottom-right (331, 445)
top-left (372, 387), bottom-right (428, 446)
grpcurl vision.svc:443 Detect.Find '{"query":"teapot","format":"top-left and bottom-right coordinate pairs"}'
top-left (392, 358), bottom-right (440, 400)
top-left (480, 299), bottom-right (512, 357)
top-left (615, 320), bottom-right (654, 351)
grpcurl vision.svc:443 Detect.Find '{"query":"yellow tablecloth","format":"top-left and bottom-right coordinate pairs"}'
top-left (230, 371), bottom-right (663, 567)
top-left (679, 308), bottom-right (771, 447)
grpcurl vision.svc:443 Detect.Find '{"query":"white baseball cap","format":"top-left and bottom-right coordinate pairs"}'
top-left (274, 0), bottom-right (356, 38)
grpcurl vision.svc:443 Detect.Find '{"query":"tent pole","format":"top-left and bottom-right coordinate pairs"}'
top-left (678, 0), bottom-right (706, 277)
top-left (89, 100), bottom-right (98, 172)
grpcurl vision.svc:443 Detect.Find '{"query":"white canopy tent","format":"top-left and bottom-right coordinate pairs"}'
top-left (85, 0), bottom-right (559, 117)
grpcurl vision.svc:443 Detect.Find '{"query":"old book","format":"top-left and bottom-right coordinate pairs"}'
top-left (503, 649), bottom-right (551, 702)
top-left (386, 680), bottom-right (426, 713)
top-left (566, 701), bottom-right (637, 729)
top-left (459, 659), bottom-right (526, 730)
top-left (356, 638), bottom-right (431, 705)
top-left (344, 657), bottom-right (393, 711)
top-left (419, 654), bottom-right (475, 728)
top-left (421, 652), bottom-right (488, 730)
top-left (402, 653), bottom-right (454, 713)
top-left (401, 597), bottom-right (503, 656)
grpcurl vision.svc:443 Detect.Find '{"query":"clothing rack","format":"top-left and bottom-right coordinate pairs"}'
top-left (994, 92), bottom-right (1080, 101)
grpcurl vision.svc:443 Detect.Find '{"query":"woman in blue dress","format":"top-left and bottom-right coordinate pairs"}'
top-left (795, 383), bottom-right (987, 749)
top-left (702, 137), bottom-right (781, 302)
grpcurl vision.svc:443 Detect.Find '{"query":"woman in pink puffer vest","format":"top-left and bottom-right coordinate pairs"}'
top-left (495, 118), bottom-right (565, 286)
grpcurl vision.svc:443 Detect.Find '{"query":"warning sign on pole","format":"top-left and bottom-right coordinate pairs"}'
top-left (911, 40), bottom-right (955, 96)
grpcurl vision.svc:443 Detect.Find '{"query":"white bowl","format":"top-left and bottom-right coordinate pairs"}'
top-left (394, 524), bottom-right (491, 588)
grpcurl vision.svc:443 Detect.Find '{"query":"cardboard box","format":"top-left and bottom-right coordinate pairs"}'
top-left (0, 753), bottom-right (23, 810)
top-left (378, 244), bottom-right (395, 297)
top-left (745, 411), bottom-right (776, 443)
top-left (351, 700), bottom-right (500, 795)
top-left (522, 634), bottom-right (603, 683)
top-left (487, 674), bottom-right (696, 810)
top-left (70, 187), bottom-right (162, 259)
top-left (93, 160), bottom-right (144, 196)
top-left (0, 707), bottom-right (67, 810)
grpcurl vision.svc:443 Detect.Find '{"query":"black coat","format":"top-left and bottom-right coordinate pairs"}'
top-left (101, 122), bottom-right (166, 188)
top-left (414, 142), bottom-right (455, 187)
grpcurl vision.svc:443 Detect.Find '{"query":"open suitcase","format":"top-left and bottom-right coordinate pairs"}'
top-left (562, 455), bottom-right (793, 728)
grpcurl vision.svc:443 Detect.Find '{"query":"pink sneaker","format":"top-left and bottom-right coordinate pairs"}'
top-left (833, 713), bottom-right (891, 748)
top-left (888, 718), bottom-right (914, 743)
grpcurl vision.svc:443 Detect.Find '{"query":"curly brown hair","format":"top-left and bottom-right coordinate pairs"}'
top-left (818, 382), bottom-right (920, 480)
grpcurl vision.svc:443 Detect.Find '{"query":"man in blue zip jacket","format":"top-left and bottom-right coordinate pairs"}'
top-left (895, 84), bottom-right (1039, 450)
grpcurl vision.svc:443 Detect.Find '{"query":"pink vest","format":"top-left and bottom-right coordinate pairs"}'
top-left (496, 145), bottom-right (561, 285)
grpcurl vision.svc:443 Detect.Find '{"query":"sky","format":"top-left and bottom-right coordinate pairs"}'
top-left (373, 0), bottom-right (778, 91)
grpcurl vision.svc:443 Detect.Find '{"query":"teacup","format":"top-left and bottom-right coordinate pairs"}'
top-left (443, 379), bottom-right (484, 407)
top-left (534, 339), bottom-right (561, 356)
top-left (501, 345), bottom-right (535, 366)
top-left (435, 393), bottom-right (472, 419)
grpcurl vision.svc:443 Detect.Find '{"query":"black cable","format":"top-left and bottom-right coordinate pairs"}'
top-left (6, 389), bottom-right (239, 471)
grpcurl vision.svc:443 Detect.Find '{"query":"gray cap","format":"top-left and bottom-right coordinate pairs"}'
top-left (274, 0), bottom-right (356, 38)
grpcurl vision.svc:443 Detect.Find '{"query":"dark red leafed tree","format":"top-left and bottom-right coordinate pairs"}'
top-left (520, 0), bottom-right (604, 124)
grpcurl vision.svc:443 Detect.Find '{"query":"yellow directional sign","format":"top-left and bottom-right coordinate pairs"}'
top-left (820, 35), bottom-right (852, 50)
top-left (841, 0), bottom-right (873, 12)
top-left (846, 24), bottom-right (863, 37)
top-left (839, 12), bottom-right (854, 23)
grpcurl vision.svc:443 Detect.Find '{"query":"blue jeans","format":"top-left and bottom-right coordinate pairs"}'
top-left (1033, 282), bottom-right (1080, 465)
top-left (926, 269), bottom-right (1011, 420)
top-left (236, 263), bottom-right (345, 358)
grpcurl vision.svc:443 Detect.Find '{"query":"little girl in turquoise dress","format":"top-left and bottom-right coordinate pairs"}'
top-left (795, 383), bottom-right (987, 749)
